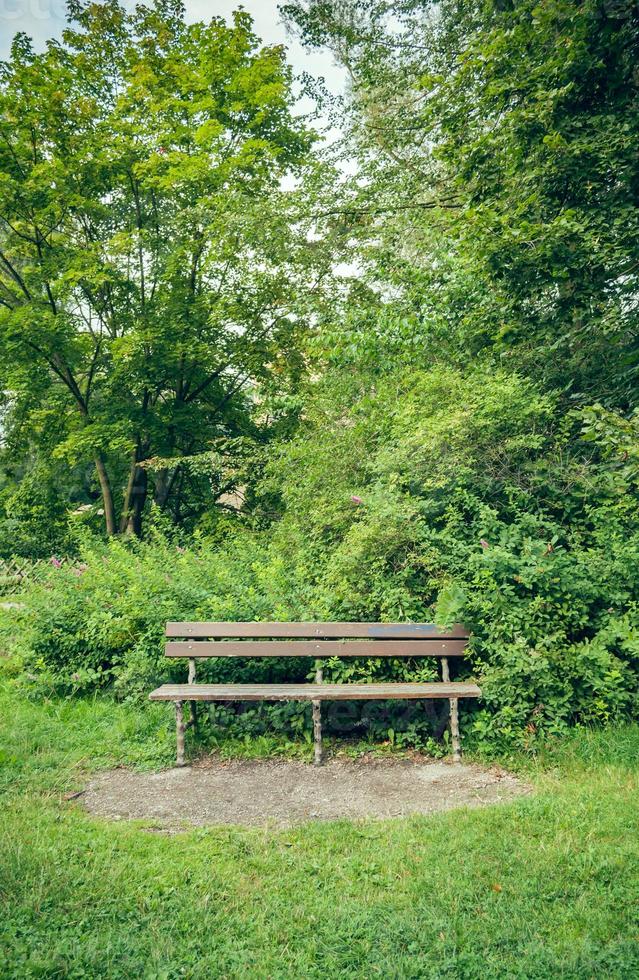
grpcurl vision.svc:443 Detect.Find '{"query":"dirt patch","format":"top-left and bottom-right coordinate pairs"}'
top-left (81, 756), bottom-right (531, 829)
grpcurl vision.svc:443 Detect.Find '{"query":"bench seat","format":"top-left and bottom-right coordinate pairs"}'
top-left (150, 681), bottom-right (481, 701)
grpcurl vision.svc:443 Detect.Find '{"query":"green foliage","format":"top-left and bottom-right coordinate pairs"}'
top-left (6, 359), bottom-right (639, 751)
top-left (255, 361), bottom-right (639, 749)
top-left (286, 0), bottom-right (639, 408)
top-left (580, 404), bottom-right (639, 486)
top-left (267, 0), bottom-right (639, 749)
top-left (0, 1), bottom-right (340, 539)
top-left (2, 530), bottom-right (277, 696)
top-left (3, 0), bottom-right (639, 754)
top-left (0, 528), bottom-right (445, 748)
top-left (0, 464), bottom-right (73, 558)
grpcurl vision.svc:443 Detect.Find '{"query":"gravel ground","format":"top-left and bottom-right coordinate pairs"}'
top-left (81, 756), bottom-right (530, 829)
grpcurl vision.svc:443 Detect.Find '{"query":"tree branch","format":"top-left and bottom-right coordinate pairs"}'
top-left (316, 199), bottom-right (461, 219)
top-left (0, 247), bottom-right (32, 300)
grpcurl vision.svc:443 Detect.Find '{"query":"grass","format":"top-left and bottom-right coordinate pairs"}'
top-left (1, 684), bottom-right (639, 978)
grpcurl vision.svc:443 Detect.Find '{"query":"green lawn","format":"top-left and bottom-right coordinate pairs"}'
top-left (1, 686), bottom-right (638, 979)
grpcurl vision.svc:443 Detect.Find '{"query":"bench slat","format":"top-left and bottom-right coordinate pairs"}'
top-left (165, 622), bottom-right (469, 639)
top-left (165, 639), bottom-right (467, 658)
top-left (149, 682), bottom-right (481, 701)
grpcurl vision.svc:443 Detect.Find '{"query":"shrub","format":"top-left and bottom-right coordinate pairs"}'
top-left (1, 531), bottom-right (281, 696)
top-left (4, 364), bottom-right (639, 752)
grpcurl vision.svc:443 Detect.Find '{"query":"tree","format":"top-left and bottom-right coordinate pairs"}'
top-left (284, 0), bottom-right (639, 410)
top-left (0, 1), bottom-right (330, 537)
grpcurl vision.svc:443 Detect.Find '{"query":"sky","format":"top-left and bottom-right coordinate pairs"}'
top-left (0, 0), bottom-right (346, 101)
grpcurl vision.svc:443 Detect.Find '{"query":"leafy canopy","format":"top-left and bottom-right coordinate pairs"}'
top-left (0, 0), bottom-right (330, 538)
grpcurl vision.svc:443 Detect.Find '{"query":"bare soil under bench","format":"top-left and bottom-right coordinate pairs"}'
top-left (81, 756), bottom-right (531, 829)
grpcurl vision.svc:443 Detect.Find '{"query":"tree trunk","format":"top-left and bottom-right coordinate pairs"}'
top-left (126, 463), bottom-right (148, 536)
top-left (94, 455), bottom-right (117, 536)
top-left (120, 449), bottom-right (138, 534)
top-left (153, 464), bottom-right (180, 511)
top-left (121, 446), bottom-right (148, 537)
top-left (153, 467), bottom-right (169, 508)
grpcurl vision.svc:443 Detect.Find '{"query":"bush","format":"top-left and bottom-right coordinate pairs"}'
top-left (1, 531), bottom-right (284, 695)
top-left (258, 364), bottom-right (639, 751)
top-left (3, 364), bottom-right (639, 752)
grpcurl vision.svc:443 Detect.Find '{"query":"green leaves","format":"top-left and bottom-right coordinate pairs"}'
top-left (435, 584), bottom-right (467, 629)
top-left (0, 1), bottom-right (333, 539)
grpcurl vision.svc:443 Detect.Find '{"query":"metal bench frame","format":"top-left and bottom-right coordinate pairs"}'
top-left (149, 622), bottom-right (481, 766)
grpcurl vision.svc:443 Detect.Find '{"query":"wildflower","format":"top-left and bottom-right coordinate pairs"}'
top-left (480, 539), bottom-right (489, 549)
top-left (351, 495), bottom-right (363, 505)
top-left (50, 557), bottom-right (63, 569)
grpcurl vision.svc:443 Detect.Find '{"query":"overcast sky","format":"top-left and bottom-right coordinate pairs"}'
top-left (0, 0), bottom-right (346, 102)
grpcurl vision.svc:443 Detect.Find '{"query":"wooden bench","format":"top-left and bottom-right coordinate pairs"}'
top-left (149, 622), bottom-right (481, 767)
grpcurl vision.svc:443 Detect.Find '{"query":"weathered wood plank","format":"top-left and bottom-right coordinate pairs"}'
top-left (149, 682), bottom-right (482, 701)
top-left (165, 621), bottom-right (469, 639)
top-left (165, 639), bottom-right (468, 658)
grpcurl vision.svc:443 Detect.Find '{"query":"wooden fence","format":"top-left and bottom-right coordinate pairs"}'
top-left (0, 558), bottom-right (55, 597)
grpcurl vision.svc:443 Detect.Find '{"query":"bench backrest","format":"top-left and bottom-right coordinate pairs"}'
top-left (165, 622), bottom-right (469, 659)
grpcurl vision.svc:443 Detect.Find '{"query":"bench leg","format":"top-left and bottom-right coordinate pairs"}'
top-left (175, 700), bottom-right (186, 767)
top-left (188, 658), bottom-right (198, 734)
top-left (449, 697), bottom-right (461, 763)
top-left (313, 660), bottom-right (323, 766)
top-left (441, 656), bottom-right (462, 763)
top-left (312, 700), bottom-right (322, 765)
